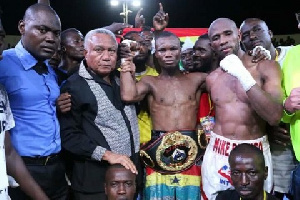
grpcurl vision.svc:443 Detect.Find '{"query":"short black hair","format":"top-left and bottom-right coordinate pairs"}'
top-left (105, 164), bottom-right (135, 183)
top-left (198, 33), bottom-right (209, 40)
top-left (61, 28), bottom-right (82, 45)
top-left (23, 3), bottom-right (59, 21)
top-left (229, 143), bottom-right (265, 167)
top-left (155, 31), bottom-right (179, 42)
top-left (123, 31), bottom-right (140, 40)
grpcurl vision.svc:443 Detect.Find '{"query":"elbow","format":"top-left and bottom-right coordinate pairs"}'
top-left (121, 93), bottom-right (134, 103)
top-left (267, 111), bottom-right (283, 126)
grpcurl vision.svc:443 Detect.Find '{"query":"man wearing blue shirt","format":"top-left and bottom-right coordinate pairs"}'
top-left (0, 3), bottom-right (68, 199)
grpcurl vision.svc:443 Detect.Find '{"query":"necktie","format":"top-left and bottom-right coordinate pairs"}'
top-left (32, 62), bottom-right (49, 75)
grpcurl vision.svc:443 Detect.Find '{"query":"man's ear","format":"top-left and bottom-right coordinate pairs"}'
top-left (268, 30), bottom-right (273, 39)
top-left (264, 166), bottom-right (268, 180)
top-left (18, 20), bottom-right (25, 35)
top-left (104, 183), bottom-right (107, 195)
top-left (238, 29), bottom-right (242, 42)
top-left (84, 49), bottom-right (87, 57)
top-left (61, 46), bottom-right (66, 52)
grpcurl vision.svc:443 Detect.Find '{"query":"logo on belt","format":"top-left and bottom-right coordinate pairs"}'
top-left (156, 131), bottom-right (198, 172)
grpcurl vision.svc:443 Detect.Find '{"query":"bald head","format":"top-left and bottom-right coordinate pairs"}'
top-left (61, 28), bottom-right (83, 45)
top-left (18, 3), bottom-right (61, 61)
top-left (23, 3), bottom-right (60, 23)
top-left (240, 18), bottom-right (268, 30)
top-left (229, 143), bottom-right (265, 168)
top-left (208, 18), bottom-right (238, 38)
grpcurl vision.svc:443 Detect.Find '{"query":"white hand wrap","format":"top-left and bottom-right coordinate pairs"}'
top-left (121, 39), bottom-right (139, 64)
top-left (252, 46), bottom-right (271, 60)
top-left (220, 54), bottom-right (256, 91)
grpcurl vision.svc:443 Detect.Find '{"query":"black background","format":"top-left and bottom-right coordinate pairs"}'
top-left (1, 0), bottom-right (300, 35)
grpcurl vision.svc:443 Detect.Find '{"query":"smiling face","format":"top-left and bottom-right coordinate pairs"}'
top-left (155, 35), bottom-right (181, 70)
top-left (18, 7), bottom-right (61, 61)
top-left (208, 18), bottom-right (240, 59)
top-left (105, 167), bottom-right (136, 200)
top-left (84, 32), bottom-right (117, 77)
top-left (229, 153), bottom-right (267, 199)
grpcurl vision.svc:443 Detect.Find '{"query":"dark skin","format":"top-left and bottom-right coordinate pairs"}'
top-left (34, 0), bottom-right (72, 114)
top-left (135, 8), bottom-right (145, 28)
top-left (105, 167), bottom-right (136, 200)
top-left (48, 46), bottom-right (62, 68)
top-left (240, 18), bottom-right (290, 146)
top-left (206, 18), bottom-right (283, 140)
top-left (120, 34), bottom-right (150, 73)
top-left (0, 16), bottom-right (49, 200)
top-left (181, 48), bottom-right (194, 72)
top-left (120, 35), bottom-right (206, 131)
top-left (60, 30), bottom-right (84, 73)
top-left (240, 18), bottom-right (277, 60)
top-left (18, 7), bottom-right (61, 62)
top-left (103, 22), bottom-right (133, 40)
top-left (229, 152), bottom-right (268, 200)
top-left (5, 132), bottom-right (49, 200)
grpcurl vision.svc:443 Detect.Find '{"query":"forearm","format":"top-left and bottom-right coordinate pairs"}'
top-left (247, 85), bottom-right (283, 126)
top-left (91, 146), bottom-right (107, 161)
top-left (120, 71), bottom-right (139, 102)
top-left (6, 150), bottom-right (49, 200)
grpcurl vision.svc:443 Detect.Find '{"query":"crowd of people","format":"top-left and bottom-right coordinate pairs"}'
top-left (1, 1), bottom-right (300, 200)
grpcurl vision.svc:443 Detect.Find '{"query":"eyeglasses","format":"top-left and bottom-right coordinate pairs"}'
top-left (296, 12), bottom-right (300, 23)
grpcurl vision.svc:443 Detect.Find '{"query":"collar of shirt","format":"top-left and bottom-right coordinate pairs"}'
top-left (15, 41), bottom-right (53, 73)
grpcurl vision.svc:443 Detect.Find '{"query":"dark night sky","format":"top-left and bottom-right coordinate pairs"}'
top-left (1, 0), bottom-right (300, 36)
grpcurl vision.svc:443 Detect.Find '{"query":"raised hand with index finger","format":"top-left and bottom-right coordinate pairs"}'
top-left (153, 3), bottom-right (169, 31)
top-left (135, 8), bottom-right (145, 28)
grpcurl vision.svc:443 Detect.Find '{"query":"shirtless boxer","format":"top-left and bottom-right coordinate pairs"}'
top-left (120, 30), bottom-right (207, 199)
top-left (201, 18), bottom-right (283, 200)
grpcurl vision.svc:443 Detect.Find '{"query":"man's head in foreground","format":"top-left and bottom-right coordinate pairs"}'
top-left (105, 164), bottom-right (136, 200)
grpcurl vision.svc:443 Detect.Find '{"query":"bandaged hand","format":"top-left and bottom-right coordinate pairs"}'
top-left (251, 45), bottom-right (271, 61)
top-left (220, 54), bottom-right (256, 91)
top-left (120, 57), bottom-right (136, 74)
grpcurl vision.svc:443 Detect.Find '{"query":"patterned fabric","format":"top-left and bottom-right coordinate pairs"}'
top-left (0, 84), bottom-right (15, 192)
top-left (144, 165), bottom-right (201, 200)
top-left (78, 63), bottom-right (140, 156)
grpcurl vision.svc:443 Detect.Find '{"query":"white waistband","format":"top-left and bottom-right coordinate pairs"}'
top-left (209, 131), bottom-right (269, 151)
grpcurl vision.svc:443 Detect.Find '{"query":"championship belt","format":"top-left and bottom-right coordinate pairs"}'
top-left (140, 130), bottom-right (205, 174)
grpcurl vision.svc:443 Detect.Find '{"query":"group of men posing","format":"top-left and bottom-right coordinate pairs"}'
top-left (0, 1), bottom-right (299, 200)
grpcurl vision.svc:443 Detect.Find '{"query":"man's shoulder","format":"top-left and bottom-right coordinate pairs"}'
top-left (61, 73), bottom-right (88, 93)
top-left (0, 48), bottom-right (18, 65)
top-left (257, 59), bottom-right (281, 74)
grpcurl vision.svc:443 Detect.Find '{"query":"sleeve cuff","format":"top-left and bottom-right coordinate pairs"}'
top-left (91, 146), bottom-right (106, 161)
top-left (283, 98), bottom-right (295, 117)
